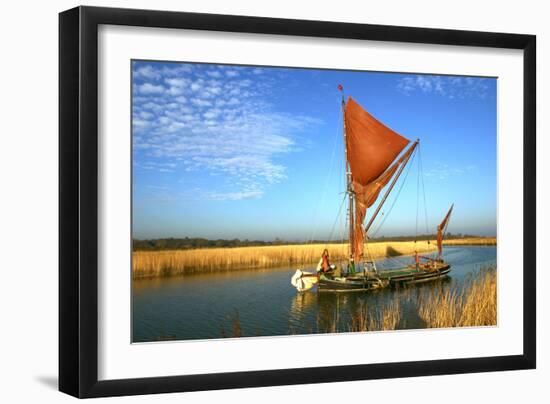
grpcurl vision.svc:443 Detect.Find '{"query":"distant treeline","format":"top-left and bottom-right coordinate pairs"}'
top-left (132, 233), bottom-right (487, 251)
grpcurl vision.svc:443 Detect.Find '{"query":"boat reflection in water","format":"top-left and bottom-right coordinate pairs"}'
top-left (289, 273), bottom-right (454, 334)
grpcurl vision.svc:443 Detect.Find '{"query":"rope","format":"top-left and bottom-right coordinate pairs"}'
top-left (415, 146), bottom-right (421, 241)
top-left (307, 100), bottom-right (341, 244)
top-left (370, 148), bottom-right (417, 238)
top-left (326, 193), bottom-right (348, 244)
top-left (418, 145), bottom-right (430, 235)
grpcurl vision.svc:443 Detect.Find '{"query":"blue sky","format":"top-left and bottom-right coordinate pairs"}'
top-left (132, 60), bottom-right (497, 241)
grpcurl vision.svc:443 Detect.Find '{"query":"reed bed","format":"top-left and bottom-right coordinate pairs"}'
top-left (443, 237), bottom-right (496, 246)
top-left (321, 266), bottom-right (496, 334)
top-left (418, 266), bottom-right (497, 328)
top-left (349, 298), bottom-right (402, 332)
top-left (132, 241), bottom-right (436, 279)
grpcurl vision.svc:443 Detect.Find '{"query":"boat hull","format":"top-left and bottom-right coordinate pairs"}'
top-left (317, 264), bottom-right (451, 292)
top-left (318, 276), bottom-right (386, 292)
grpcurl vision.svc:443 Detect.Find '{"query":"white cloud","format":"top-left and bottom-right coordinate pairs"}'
top-left (225, 70), bottom-right (240, 77)
top-left (138, 111), bottom-right (154, 120)
top-left (133, 119), bottom-right (150, 129)
top-left (142, 102), bottom-right (163, 112)
top-left (160, 64), bottom-right (193, 77)
top-left (165, 78), bottom-right (188, 87)
top-left (190, 80), bottom-right (203, 92)
top-left (133, 65), bottom-right (161, 80)
top-left (191, 98), bottom-right (212, 107)
top-left (397, 75), bottom-right (490, 99)
top-left (132, 63), bottom-right (322, 199)
top-left (203, 108), bottom-right (221, 119)
top-left (423, 162), bottom-right (476, 180)
top-left (138, 83), bottom-right (165, 95)
top-left (207, 190), bottom-right (263, 201)
top-left (206, 70), bottom-right (222, 78)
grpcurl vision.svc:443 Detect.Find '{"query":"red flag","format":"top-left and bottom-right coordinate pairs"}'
top-left (338, 84), bottom-right (343, 91)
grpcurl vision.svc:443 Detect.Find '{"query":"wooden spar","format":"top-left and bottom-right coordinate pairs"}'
top-left (341, 95), bottom-right (354, 261)
top-left (363, 139), bottom-right (419, 237)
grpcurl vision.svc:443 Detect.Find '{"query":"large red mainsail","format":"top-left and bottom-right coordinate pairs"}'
top-left (344, 97), bottom-right (410, 185)
top-left (344, 97), bottom-right (411, 261)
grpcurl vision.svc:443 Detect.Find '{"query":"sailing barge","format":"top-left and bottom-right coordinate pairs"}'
top-left (291, 87), bottom-right (454, 292)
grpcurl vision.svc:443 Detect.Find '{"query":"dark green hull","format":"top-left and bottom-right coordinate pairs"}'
top-left (318, 263), bottom-right (451, 292)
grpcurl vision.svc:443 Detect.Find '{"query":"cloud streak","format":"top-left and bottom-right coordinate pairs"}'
top-left (132, 62), bottom-right (322, 200)
top-left (397, 75), bottom-right (491, 99)
top-left (423, 163), bottom-right (477, 180)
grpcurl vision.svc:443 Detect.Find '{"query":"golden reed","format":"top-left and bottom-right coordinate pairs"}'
top-left (334, 266), bottom-right (496, 332)
top-left (418, 266), bottom-right (497, 328)
top-left (132, 240), bottom-right (438, 279)
top-left (132, 238), bottom-right (496, 279)
top-left (348, 298), bottom-right (402, 332)
top-left (442, 237), bottom-right (496, 246)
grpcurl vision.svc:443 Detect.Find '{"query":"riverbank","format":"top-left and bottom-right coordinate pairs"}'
top-left (132, 237), bottom-right (495, 279)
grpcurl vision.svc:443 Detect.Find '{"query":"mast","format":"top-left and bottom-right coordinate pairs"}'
top-left (339, 85), bottom-right (354, 262)
top-left (363, 140), bottom-right (419, 237)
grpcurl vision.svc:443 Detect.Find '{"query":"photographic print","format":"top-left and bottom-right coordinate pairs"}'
top-left (131, 60), bottom-right (497, 343)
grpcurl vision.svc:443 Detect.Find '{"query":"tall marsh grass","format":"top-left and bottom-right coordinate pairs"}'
top-left (132, 241), bottom-right (436, 279)
top-left (418, 266), bottom-right (497, 328)
top-left (349, 298), bottom-right (402, 332)
top-left (317, 266), bottom-right (496, 334)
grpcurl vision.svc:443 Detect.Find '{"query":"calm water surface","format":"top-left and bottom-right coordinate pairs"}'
top-left (132, 246), bottom-right (496, 342)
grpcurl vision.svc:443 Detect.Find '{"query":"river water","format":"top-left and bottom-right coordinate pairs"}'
top-left (132, 246), bottom-right (496, 342)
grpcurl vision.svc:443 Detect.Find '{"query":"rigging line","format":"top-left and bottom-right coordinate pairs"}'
top-left (377, 246), bottom-right (407, 265)
top-left (371, 149), bottom-right (417, 237)
top-left (307, 102), bottom-right (341, 243)
top-left (326, 193), bottom-right (348, 244)
top-left (370, 148), bottom-right (417, 238)
top-left (338, 200), bottom-right (348, 266)
top-left (366, 243), bottom-right (402, 269)
top-left (364, 241), bottom-right (373, 265)
top-left (415, 143), bottom-right (421, 241)
top-left (419, 145), bottom-right (430, 235)
top-left (372, 247), bottom-right (407, 270)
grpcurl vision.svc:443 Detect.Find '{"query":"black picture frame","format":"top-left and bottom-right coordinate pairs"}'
top-left (59, 5), bottom-right (536, 398)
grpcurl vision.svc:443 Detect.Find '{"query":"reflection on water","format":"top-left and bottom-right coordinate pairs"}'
top-left (132, 246), bottom-right (496, 342)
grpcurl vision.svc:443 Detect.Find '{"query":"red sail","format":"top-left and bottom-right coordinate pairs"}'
top-left (344, 97), bottom-right (411, 260)
top-left (345, 97), bottom-right (410, 187)
top-left (352, 144), bottom-right (416, 260)
top-left (437, 204), bottom-right (454, 258)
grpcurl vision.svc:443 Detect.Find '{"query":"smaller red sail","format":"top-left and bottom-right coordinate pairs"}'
top-left (352, 143), bottom-right (416, 260)
top-left (437, 204), bottom-right (454, 258)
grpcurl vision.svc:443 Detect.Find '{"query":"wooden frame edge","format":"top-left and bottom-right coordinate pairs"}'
top-left (59, 6), bottom-right (537, 398)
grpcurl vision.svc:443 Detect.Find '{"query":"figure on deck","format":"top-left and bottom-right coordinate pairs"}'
top-left (348, 256), bottom-right (356, 274)
top-left (321, 249), bottom-right (331, 272)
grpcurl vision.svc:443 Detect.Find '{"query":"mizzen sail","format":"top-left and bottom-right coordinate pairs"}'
top-left (437, 204), bottom-right (454, 258)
